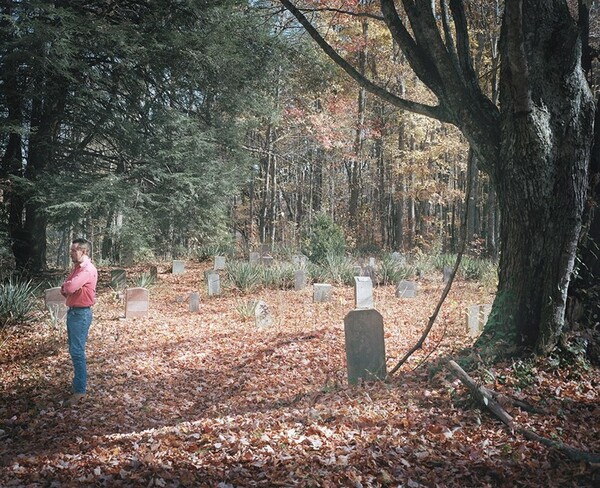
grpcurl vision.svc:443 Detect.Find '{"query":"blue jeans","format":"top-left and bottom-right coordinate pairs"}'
top-left (67, 307), bottom-right (93, 394)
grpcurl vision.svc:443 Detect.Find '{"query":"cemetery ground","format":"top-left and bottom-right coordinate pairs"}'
top-left (0, 262), bottom-right (599, 487)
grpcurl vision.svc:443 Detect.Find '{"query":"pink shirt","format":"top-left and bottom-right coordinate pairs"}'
top-left (61, 256), bottom-right (98, 307)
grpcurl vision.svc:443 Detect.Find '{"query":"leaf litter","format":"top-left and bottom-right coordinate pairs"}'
top-left (0, 261), bottom-right (598, 487)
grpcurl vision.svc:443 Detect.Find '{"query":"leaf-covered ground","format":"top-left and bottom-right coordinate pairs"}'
top-left (1, 262), bottom-right (598, 487)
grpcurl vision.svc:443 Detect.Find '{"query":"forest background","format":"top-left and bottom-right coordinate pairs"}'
top-left (1, 0), bottom-right (599, 355)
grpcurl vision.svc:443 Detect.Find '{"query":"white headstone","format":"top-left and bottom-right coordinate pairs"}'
top-left (313, 283), bottom-right (333, 303)
top-left (172, 260), bottom-right (185, 275)
top-left (354, 276), bottom-right (374, 309)
top-left (294, 269), bottom-right (307, 291)
top-left (261, 255), bottom-right (274, 267)
top-left (396, 280), bottom-right (417, 298)
top-left (368, 257), bottom-right (376, 268)
top-left (207, 272), bottom-right (221, 296)
top-left (214, 256), bottom-right (226, 271)
top-left (125, 287), bottom-right (149, 318)
top-left (255, 300), bottom-right (274, 328)
top-left (466, 304), bottom-right (492, 337)
top-left (44, 287), bottom-right (67, 321)
top-left (189, 292), bottom-right (200, 312)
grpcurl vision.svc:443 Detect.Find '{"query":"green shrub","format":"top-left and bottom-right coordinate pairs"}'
top-left (302, 213), bottom-right (346, 264)
top-left (316, 254), bottom-right (355, 285)
top-left (0, 277), bottom-right (39, 327)
top-left (260, 263), bottom-right (295, 289)
top-left (460, 256), bottom-right (497, 281)
top-left (378, 254), bottom-right (416, 285)
top-left (135, 272), bottom-right (156, 289)
top-left (235, 299), bottom-right (258, 321)
top-left (226, 261), bottom-right (261, 292)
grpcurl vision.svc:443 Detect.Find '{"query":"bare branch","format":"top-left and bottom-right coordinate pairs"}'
top-left (298, 7), bottom-right (384, 21)
top-left (279, 0), bottom-right (452, 123)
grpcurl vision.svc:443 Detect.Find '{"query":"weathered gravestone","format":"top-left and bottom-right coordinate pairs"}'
top-left (466, 304), bottom-right (492, 337)
top-left (368, 257), bottom-right (376, 268)
top-left (207, 272), bottom-right (221, 296)
top-left (396, 280), bottom-right (418, 298)
top-left (189, 292), bottom-right (200, 312)
top-left (111, 269), bottom-right (127, 289)
top-left (149, 266), bottom-right (158, 280)
top-left (214, 256), bottom-right (226, 271)
top-left (294, 269), bottom-right (307, 291)
top-left (363, 265), bottom-right (376, 281)
top-left (313, 283), bottom-right (333, 303)
top-left (172, 260), bottom-right (185, 275)
top-left (443, 266), bottom-right (453, 283)
top-left (354, 276), bottom-right (374, 309)
top-left (344, 309), bottom-right (386, 384)
top-left (261, 255), bottom-right (274, 267)
top-left (255, 300), bottom-right (274, 328)
top-left (292, 254), bottom-right (307, 267)
top-left (249, 252), bottom-right (260, 264)
top-left (260, 243), bottom-right (271, 255)
top-left (44, 287), bottom-right (67, 321)
top-left (121, 249), bottom-right (134, 267)
top-left (125, 287), bottom-right (149, 318)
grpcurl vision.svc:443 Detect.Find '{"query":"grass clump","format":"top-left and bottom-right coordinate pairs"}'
top-left (0, 277), bottom-right (39, 327)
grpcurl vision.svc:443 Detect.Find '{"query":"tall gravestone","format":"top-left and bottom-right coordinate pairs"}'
top-left (344, 309), bottom-right (386, 384)
top-left (207, 272), bottom-right (221, 296)
top-left (396, 280), bottom-right (417, 298)
top-left (294, 269), bottom-right (307, 291)
top-left (443, 266), bottom-right (453, 283)
top-left (214, 256), bottom-right (226, 271)
top-left (172, 260), bottom-right (185, 275)
top-left (44, 287), bottom-right (68, 321)
top-left (189, 292), bottom-right (200, 312)
top-left (313, 283), bottom-right (333, 303)
top-left (111, 269), bottom-right (127, 289)
top-left (466, 304), bottom-right (492, 337)
top-left (125, 287), bottom-right (149, 318)
top-left (354, 276), bottom-right (374, 309)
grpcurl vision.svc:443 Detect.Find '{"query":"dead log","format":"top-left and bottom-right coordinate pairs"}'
top-left (448, 360), bottom-right (600, 464)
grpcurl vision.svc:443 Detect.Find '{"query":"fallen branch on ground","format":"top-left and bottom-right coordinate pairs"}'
top-left (448, 360), bottom-right (600, 464)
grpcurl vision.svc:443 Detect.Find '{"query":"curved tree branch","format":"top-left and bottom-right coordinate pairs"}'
top-left (279, 0), bottom-right (452, 123)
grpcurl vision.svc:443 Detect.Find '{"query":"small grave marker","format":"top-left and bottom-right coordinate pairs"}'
top-left (111, 269), bottom-right (127, 289)
top-left (261, 255), bottom-right (274, 267)
top-left (149, 266), bottom-right (158, 280)
top-left (189, 292), bottom-right (200, 312)
top-left (344, 309), bottom-right (386, 384)
top-left (354, 276), bottom-right (374, 309)
top-left (172, 260), bottom-right (185, 275)
top-left (44, 287), bottom-right (67, 321)
top-left (396, 280), bottom-right (417, 298)
top-left (125, 287), bottom-right (149, 318)
top-left (214, 256), bottom-right (226, 271)
top-left (466, 304), bottom-right (492, 337)
top-left (255, 300), bottom-right (274, 328)
top-left (443, 266), bottom-right (453, 283)
top-left (292, 254), bottom-right (307, 267)
top-left (249, 252), bottom-right (260, 264)
top-left (294, 269), bottom-right (307, 291)
top-left (368, 257), bottom-right (376, 268)
top-left (207, 272), bottom-right (221, 296)
top-left (313, 283), bottom-right (333, 303)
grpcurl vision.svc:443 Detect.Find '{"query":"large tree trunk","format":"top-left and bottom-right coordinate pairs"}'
top-left (479, 1), bottom-right (595, 354)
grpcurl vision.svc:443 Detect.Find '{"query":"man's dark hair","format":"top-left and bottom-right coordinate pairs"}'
top-left (72, 238), bottom-right (91, 254)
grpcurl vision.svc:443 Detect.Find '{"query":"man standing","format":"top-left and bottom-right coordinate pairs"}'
top-left (61, 238), bottom-right (98, 406)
